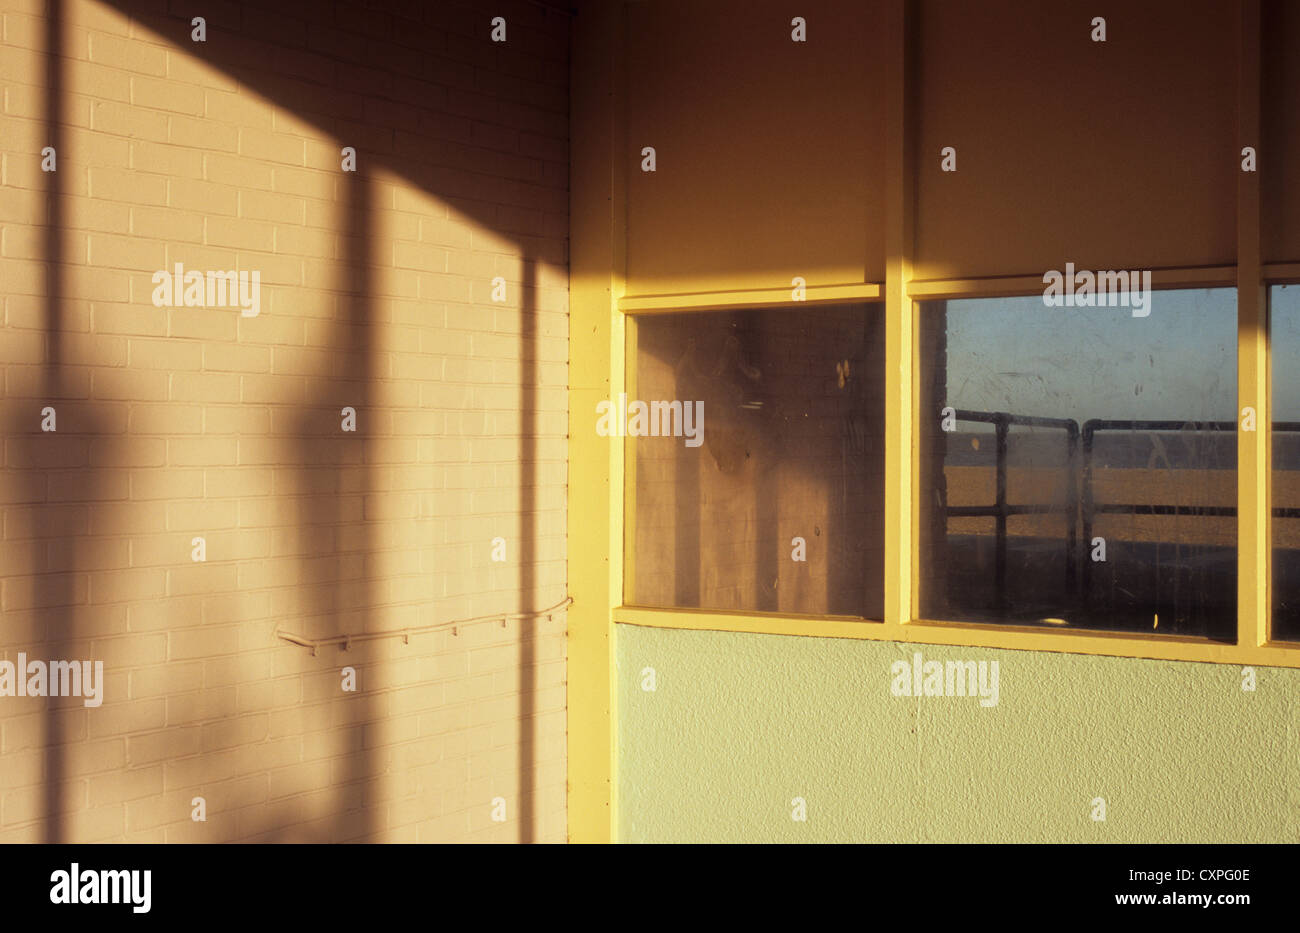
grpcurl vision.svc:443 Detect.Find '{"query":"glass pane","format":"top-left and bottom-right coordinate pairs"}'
top-left (919, 289), bottom-right (1237, 638)
top-left (1271, 283), bottom-right (1300, 641)
top-left (624, 305), bottom-right (884, 618)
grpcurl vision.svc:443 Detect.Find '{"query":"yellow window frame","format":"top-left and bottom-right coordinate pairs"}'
top-left (567, 0), bottom-right (1296, 844)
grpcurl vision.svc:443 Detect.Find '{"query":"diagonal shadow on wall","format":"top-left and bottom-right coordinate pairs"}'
top-left (12, 0), bottom-right (569, 843)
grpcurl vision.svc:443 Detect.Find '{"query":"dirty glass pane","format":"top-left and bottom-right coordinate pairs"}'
top-left (918, 289), bottom-right (1237, 638)
top-left (624, 305), bottom-right (884, 618)
top-left (1271, 283), bottom-right (1300, 642)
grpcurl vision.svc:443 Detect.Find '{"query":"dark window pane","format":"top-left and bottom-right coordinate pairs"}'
top-left (625, 306), bottom-right (884, 618)
top-left (919, 289), bottom-right (1237, 638)
top-left (1271, 284), bottom-right (1300, 641)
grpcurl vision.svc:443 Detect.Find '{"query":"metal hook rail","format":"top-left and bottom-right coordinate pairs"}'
top-left (274, 596), bottom-right (574, 656)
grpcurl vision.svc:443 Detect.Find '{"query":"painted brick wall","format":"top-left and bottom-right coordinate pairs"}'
top-left (0, 0), bottom-right (568, 842)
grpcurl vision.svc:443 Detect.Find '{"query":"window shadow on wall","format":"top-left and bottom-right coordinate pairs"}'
top-left (14, 0), bottom-right (564, 843)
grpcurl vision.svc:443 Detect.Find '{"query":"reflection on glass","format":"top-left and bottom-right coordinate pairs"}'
top-left (625, 306), bottom-right (884, 618)
top-left (1271, 284), bottom-right (1300, 641)
top-left (919, 289), bottom-right (1237, 638)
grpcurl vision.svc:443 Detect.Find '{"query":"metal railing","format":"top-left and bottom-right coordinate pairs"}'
top-left (1080, 419), bottom-right (1235, 601)
top-left (940, 413), bottom-right (1300, 607)
top-left (944, 410), bottom-right (1079, 610)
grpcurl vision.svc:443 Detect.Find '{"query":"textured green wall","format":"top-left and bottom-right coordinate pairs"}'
top-left (616, 623), bottom-right (1300, 842)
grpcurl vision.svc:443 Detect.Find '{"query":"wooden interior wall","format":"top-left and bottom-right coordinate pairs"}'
top-left (914, 0), bottom-right (1239, 280)
top-left (1263, 0), bottom-right (1300, 263)
top-left (624, 0), bottom-right (887, 296)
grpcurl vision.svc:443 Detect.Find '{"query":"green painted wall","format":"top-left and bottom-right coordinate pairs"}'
top-left (616, 623), bottom-right (1300, 842)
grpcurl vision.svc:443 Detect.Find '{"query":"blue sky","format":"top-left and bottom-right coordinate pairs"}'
top-left (938, 288), bottom-right (1238, 426)
top-left (1271, 284), bottom-right (1300, 423)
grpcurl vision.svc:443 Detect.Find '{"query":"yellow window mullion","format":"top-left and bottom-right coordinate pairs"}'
top-left (1237, 0), bottom-right (1268, 648)
top-left (883, 0), bottom-right (916, 629)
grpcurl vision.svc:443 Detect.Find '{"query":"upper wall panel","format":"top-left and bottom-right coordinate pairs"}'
top-left (1263, 0), bottom-right (1300, 264)
top-left (914, 0), bottom-right (1238, 281)
top-left (625, 0), bottom-right (887, 296)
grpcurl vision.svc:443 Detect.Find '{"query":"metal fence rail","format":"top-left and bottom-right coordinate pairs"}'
top-left (941, 414), bottom-right (1300, 609)
top-left (945, 410), bottom-right (1079, 611)
top-left (1080, 419), bottom-right (1235, 601)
